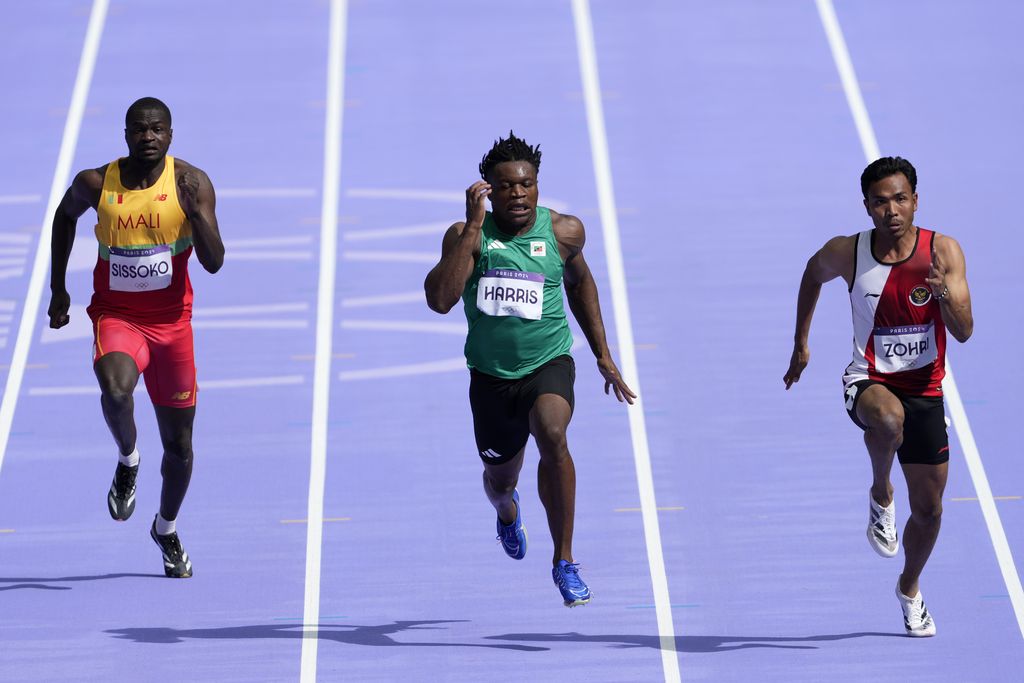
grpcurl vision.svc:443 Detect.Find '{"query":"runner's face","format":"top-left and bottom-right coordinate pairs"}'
top-left (487, 161), bottom-right (539, 232)
top-left (125, 110), bottom-right (172, 164)
top-left (864, 173), bottom-right (917, 239)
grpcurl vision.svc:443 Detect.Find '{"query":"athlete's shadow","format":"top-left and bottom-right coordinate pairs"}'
top-left (484, 631), bottom-right (902, 652)
top-left (0, 572), bottom-right (163, 592)
top-left (107, 620), bottom-right (550, 652)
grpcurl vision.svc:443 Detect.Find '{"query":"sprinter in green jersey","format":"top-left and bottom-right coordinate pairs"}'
top-left (425, 132), bottom-right (635, 607)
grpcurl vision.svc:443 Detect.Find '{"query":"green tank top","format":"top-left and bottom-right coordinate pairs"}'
top-left (462, 206), bottom-right (573, 378)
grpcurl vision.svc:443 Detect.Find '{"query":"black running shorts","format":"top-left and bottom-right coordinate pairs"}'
top-left (844, 379), bottom-right (949, 465)
top-left (469, 354), bottom-right (575, 465)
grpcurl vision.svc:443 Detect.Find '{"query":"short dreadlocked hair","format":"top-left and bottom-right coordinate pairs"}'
top-left (479, 131), bottom-right (541, 180)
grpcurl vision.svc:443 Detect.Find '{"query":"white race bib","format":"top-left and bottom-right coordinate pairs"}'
top-left (476, 269), bottom-right (544, 320)
top-left (109, 245), bottom-right (173, 292)
top-left (872, 323), bottom-right (937, 374)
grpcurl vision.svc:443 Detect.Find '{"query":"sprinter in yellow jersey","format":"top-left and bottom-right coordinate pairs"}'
top-left (47, 98), bottom-right (224, 578)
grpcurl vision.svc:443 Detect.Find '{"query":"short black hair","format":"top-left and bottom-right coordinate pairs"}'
top-left (479, 131), bottom-right (541, 180)
top-left (125, 97), bottom-right (172, 127)
top-left (860, 156), bottom-right (917, 198)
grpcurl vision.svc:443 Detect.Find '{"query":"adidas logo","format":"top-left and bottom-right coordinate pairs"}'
top-left (487, 240), bottom-right (507, 250)
top-left (481, 448), bottom-right (502, 459)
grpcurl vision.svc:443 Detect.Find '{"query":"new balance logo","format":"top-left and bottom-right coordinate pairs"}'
top-left (171, 391), bottom-right (192, 401)
top-left (153, 194), bottom-right (168, 201)
top-left (487, 240), bottom-right (507, 250)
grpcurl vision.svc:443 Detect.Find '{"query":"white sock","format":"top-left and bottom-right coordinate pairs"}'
top-left (155, 513), bottom-right (176, 536)
top-left (119, 448), bottom-right (140, 468)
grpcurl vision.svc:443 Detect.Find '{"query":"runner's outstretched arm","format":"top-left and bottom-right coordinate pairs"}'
top-left (784, 235), bottom-right (852, 389)
top-left (425, 181), bottom-right (489, 314)
top-left (48, 169), bottom-right (102, 329)
top-left (558, 214), bottom-right (635, 404)
top-left (177, 164), bottom-right (223, 274)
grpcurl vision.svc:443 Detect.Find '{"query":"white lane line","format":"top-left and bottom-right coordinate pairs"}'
top-left (341, 319), bottom-right (466, 335)
top-left (223, 235), bottom-right (314, 249)
top-left (302, 1), bottom-right (348, 680)
top-left (347, 188), bottom-right (570, 213)
top-left (571, 2), bottom-right (679, 680)
top-left (347, 188), bottom-right (465, 203)
top-left (0, 301), bottom-right (16, 311)
top-left (341, 291), bottom-right (424, 308)
top-left (0, 268), bottom-right (26, 280)
top-left (0, 259), bottom-right (27, 267)
top-left (814, 0), bottom-right (881, 164)
top-left (194, 302), bottom-right (310, 317)
top-left (342, 250), bottom-right (436, 263)
top-left (0, 195), bottom-right (43, 205)
top-left (28, 375), bottom-right (304, 396)
top-left (342, 222), bottom-right (449, 241)
top-left (217, 188), bottom-right (317, 199)
top-left (230, 251), bottom-right (314, 262)
top-left (0, 248), bottom-right (31, 256)
top-left (193, 320), bottom-right (308, 330)
top-left (0, 234), bottom-right (32, 244)
top-left (339, 357), bottom-right (466, 381)
top-left (815, 0), bottom-right (1024, 640)
top-left (0, 0), bottom-right (109, 478)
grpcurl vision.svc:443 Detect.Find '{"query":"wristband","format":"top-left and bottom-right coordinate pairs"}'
top-left (934, 286), bottom-right (949, 301)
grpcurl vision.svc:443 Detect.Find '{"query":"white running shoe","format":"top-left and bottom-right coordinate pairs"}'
top-left (867, 494), bottom-right (898, 558)
top-left (896, 579), bottom-right (936, 637)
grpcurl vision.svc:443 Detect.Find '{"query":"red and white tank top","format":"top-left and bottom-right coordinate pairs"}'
top-left (843, 227), bottom-right (946, 396)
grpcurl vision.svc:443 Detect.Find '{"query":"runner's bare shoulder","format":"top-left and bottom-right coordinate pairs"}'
top-left (549, 209), bottom-right (585, 253)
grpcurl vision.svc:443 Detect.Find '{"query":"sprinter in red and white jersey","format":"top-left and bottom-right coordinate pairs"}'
top-left (784, 157), bottom-right (974, 637)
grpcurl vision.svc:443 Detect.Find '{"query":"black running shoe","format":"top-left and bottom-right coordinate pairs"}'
top-left (107, 463), bottom-right (138, 521)
top-left (150, 516), bottom-right (193, 578)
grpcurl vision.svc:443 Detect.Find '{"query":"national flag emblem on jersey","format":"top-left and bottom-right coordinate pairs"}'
top-left (530, 241), bottom-right (546, 258)
top-left (909, 285), bottom-right (931, 307)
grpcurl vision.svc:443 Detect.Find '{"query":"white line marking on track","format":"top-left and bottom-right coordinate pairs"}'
top-left (217, 188), bottom-right (317, 199)
top-left (193, 302), bottom-right (310, 317)
top-left (339, 357), bottom-right (467, 381)
top-left (0, 248), bottom-right (30, 256)
top-left (223, 236), bottom-right (314, 249)
top-left (342, 250), bottom-right (436, 263)
top-left (342, 222), bottom-right (449, 241)
top-left (341, 291), bottom-right (424, 308)
top-left (346, 187), bottom-right (570, 213)
top-left (193, 320), bottom-right (308, 330)
top-left (0, 234), bottom-right (32, 244)
top-left (571, 2), bottom-right (680, 680)
top-left (340, 319), bottom-right (466, 335)
top-left (0, 268), bottom-right (26, 280)
top-left (816, 0), bottom-right (1024, 641)
top-left (28, 375), bottom-right (304, 396)
top-left (230, 251), bottom-right (314, 261)
top-left (0, 195), bottom-right (43, 205)
top-left (0, 0), bottom-right (108, 478)
top-left (302, 1), bottom-right (348, 679)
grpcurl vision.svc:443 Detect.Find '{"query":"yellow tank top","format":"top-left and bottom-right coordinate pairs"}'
top-left (95, 156), bottom-right (191, 249)
top-left (88, 156), bottom-right (195, 323)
